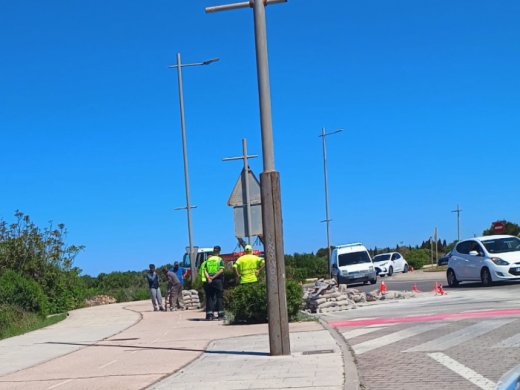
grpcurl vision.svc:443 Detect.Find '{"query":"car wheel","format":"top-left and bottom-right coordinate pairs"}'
top-left (370, 277), bottom-right (377, 285)
top-left (388, 266), bottom-right (393, 277)
top-left (447, 269), bottom-right (459, 287)
top-left (481, 268), bottom-right (493, 287)
top-left (403, 264), bottom-right (409, 274)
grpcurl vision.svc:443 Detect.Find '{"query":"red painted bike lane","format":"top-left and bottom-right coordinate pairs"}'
top-left (329, 309), bottom-right (520, 328)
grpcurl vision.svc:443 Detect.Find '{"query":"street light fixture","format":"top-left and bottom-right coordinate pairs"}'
top-left (169, 53), bottom-right (219, 282)
top-left (319, 128), bottom-right (343, 279)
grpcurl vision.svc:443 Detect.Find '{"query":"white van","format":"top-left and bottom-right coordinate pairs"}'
top-left (330, 243), bottom-right (377, 285)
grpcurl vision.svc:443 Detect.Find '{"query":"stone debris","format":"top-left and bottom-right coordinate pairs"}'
top-left (182, 289), bottom-right (201, 310)
top-left (302, 279), bottom-right (415, 314)
top-left (85, 295), bottom-right (116, 307)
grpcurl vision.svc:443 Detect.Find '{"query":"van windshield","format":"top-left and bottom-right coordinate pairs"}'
top-left (338, 251), bottom-right (371, 267)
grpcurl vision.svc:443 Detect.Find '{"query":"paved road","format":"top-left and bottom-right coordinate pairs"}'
top-left (321, 278), bottom-right (520, 390)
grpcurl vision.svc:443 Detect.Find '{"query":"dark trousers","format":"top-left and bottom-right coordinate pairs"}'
top-left (205, 278), bottom-right (224, 317)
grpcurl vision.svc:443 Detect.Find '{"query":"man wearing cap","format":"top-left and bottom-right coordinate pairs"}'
top-left (204, 246), bottom-right (225, 321)
top-left (169, 261), bottom-right (187, 310)
top-left (162, 267), bottom-right (182, 312)
top-left (146, 264), bottom-right (165, 311)
top-left (233, 245), bottom-right (265, 284)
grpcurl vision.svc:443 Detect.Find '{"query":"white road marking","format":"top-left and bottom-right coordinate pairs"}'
top-left (367, 323), bottom-right (399, 328)
top-left (428, 353), bottom-right (495, 390)
top-left (131, 350), bottom-right (139, 354)
top-left (348, 317), bottom-right (379, 321)
top-left (99, 360), bottom-right (117, 369)
top-left (461, 309), bottom-right (495, 313)
top-left (164, 331), bottom-right (170, 336)
top-left (405, 319), bottom-right (515, 352)
top-left (47, 380), bottom-right (73, 389)
top-left (353, 323), bottom-right (446, 355)
top-left (342, 327), bottom-right (383, 340)
top-left (491, 332), bottom-right (520, 348)
top-left (152, 338), bottom-right (160, 343)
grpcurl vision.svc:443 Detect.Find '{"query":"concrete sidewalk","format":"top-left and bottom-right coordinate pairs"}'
top-left (0, 300), bottom-right (347, 390)
top-left (0, 302), bottom-right (140, 377)
top-left (149, 330), bottom-right (344, 390)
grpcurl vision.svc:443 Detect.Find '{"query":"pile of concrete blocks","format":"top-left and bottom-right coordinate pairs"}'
top-left (302, 279), bottom-right (415, 314)
top-left (85, 295), bottom-right (116, 307)
top-left (182, 289), bottom-right (201, 310)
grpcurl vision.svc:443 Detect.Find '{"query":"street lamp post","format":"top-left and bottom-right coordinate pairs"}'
top-left (223, 139), bottom-right (259, 245)
top-left (451, 204), bottom-right (462, 242)
top-left (206, 0), bottom-right (290, 356)
top-left (319, 128), bottom-right (343, 278)
top-left (169, 53), bottom-right (219, 282)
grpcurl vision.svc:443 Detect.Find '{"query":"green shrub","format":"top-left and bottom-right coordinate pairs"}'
top-left (0, 304), bottom-right (39, 338)
top-left (0, 271), bottom-right (48, 317)
top-left (228, 280), bottom-right (303, 324)
top-left (132, 288), bottom-right (150, 301)
top-left (406, 249), bottom-right (429, 270)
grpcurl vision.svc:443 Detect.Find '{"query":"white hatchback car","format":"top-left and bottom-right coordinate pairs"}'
top-left (447, 235), bottom-right (520, 287)
top-left (372, 252), bottom-right (409, 276)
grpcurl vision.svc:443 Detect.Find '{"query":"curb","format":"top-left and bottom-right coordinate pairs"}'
top-left (319, 318), bottom-right (361, 390)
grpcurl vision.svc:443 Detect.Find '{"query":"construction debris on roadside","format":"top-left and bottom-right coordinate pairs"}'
top-left (302, 279), bottom-right (416, 314)
top-left (182, 289), bottom-right (201, 310)
top-left (85, 295), bottom-right (116, 307)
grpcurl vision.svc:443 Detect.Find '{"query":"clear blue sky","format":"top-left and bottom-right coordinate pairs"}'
top-left (1, 0), bottom-right (519, 276)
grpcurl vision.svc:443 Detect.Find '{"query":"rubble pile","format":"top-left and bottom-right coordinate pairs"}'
top-left (182, 289), bottom-right (201, 310)
top-left (302, 279), bottom-right (416, 314)
top-left (85, 295), bottom-right (116, 307)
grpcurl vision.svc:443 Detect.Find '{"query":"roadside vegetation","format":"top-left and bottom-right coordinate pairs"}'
top-left (2, 210), bottom-right (518, 332)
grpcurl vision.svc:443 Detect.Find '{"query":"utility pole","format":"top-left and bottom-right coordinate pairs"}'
top-left (319, 128), bottom-right (343, 278)
top-left (169, 53), bottom-right (219, 282)
top-left (452, 204), bottom-right (462, 242)
top-left (430, 237), bottom-right (433, 266)
top-left (434, 227), bottom-right (438, 266)
top-left (223, 139), bottom-right (259, 245)
top-left (206, 0), bottom-right (290, 356)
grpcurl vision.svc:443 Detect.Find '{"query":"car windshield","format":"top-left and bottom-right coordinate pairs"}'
top-left (373, 254), bottom-right (390, 262)
top-left (181, 253), bottom-right (191, 268)
top-left (481, 237), bottom-right (520, 254)
top-left (338, 251), bottom-right (371, 267)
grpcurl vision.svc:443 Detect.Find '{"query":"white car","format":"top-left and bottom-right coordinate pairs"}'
top-left (447, 235), bottom-right (520, 287)
top-left (330, 243), bottom-right (377, 285)
top-left (372, 252), bottom-right (409, 276)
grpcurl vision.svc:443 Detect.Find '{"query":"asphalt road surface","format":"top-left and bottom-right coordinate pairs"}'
top-left (351, 274), bottom-right (520, 293)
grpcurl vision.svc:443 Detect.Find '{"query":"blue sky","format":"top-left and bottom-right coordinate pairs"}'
top-left (1, 0), bottom-right (519, 276)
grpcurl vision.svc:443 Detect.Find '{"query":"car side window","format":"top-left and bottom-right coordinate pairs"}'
top-left (395, 254), bottom-right (402, 259)
top-left (469, 242), bottom-right (484, 256)
top-left (391, 254), bottom-right (396, 261)
top-left (456, 241), bottom-right (470, 255)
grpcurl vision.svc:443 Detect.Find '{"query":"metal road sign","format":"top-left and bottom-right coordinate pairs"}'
top-left (227, 168), bottom-right (262, 207)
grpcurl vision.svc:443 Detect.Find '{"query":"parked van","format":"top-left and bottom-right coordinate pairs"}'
top-left (330, 243), bottom-right (377, 285)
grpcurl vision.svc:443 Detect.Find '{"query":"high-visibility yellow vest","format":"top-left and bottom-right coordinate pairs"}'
top-left (233, 254), bottom-right (265, 284)
top-left (205, 256), bottom-right (225, 276)
top-left (199, 261), bottom-right (207, 282)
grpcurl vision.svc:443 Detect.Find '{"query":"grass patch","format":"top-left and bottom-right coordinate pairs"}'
top-left (423, 266), bottom-right (447, 273)
top-left (0, 305), bottom-right (67, 340)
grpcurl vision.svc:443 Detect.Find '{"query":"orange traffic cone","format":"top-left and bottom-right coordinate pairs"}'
top-left (437, 284), bottom-right (447, 296)
top-left (380, 280), bottom-right (387, 294)
top-left (412, 283), bottom-right (421, 293)
top-left (411, 267), bottom-right (415, 273)
top-left (431, 282), bottom-right (438, 294)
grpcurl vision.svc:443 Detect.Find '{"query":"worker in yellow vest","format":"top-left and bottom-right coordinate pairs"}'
top-left (233, 245), bottom-right (265, 284)
top-left (204, 246), bottom-right (225, 321)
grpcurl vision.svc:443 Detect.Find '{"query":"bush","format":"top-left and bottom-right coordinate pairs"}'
top-left (406, 249), bottom-right (429, 270)
top-left (132, 288), bottom-right (151, 301)
top-left (0, 271), bottom-right (48, 317)
top-left (0, 305), bottom-right (39, 339)
top-left (228, 281), bottom-right (303, 324)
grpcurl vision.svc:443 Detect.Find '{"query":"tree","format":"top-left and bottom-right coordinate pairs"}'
top-left (406, 249), bottom-right (429, 270)
top-left (483, 220), bottom-right (520, 237)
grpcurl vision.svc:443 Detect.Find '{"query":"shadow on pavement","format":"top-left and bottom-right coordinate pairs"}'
top-left (43, 341), bottom-right (270, 357)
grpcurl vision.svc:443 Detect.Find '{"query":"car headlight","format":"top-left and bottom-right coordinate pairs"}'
top-left (379, 262), bottom-right (387, 267)
top-left (491, 257), bottom-right (509, 266)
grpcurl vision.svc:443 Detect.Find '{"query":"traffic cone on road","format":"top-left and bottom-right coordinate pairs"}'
top-left (431, 282), bottom-right (438, 294)
top-left (380, 280), bottom-right (387, 294)
top-left (411, 267), bottom-right (415, 273)
top-left (412, 283), bottom-right (421, 293)
top-left (437, 284), bottom-right (447, 296)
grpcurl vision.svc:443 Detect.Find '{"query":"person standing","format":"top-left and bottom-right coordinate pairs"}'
top-left (147, 264), bottom-right (165, 311)
top-left (233, 245), bottom-right (265, 284)
top-left (170, 261), bottom-right (187, 310)
top-left (162, 268), bottom-right (183, 312)
top-left (204, 246), bottom-right (225, 321)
